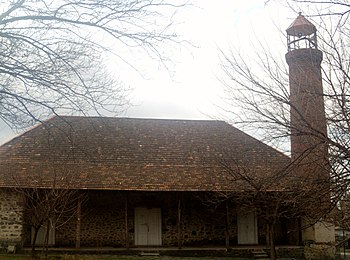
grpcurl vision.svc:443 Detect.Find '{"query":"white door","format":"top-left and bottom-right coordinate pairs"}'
top-left (135, 207), bottom-right (162, 246)
top-left (237, 210), bottom-right (258, 244)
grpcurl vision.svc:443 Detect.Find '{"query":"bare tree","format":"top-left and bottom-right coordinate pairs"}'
top-left (211, 157), bottom-right (331, 260)
top-left (217, 3), bottom-right (350, 258)
top-left (219, 3), bottom-right (350, 214)
top-left (0, 2), bottom-right (189, 257)
top-left (19, 187), bottom-right (86, 258)
top-left (0, 0), bottom-right (186, 129)
top-left (334, 192), bottom-right (350, 231)
top-left (5, 156), bottom-right (87, 258)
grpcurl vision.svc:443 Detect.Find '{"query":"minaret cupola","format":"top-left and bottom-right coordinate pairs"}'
top-left (286, 12), bottom-right (317, 51)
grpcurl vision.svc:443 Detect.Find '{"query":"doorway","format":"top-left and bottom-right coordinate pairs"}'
top-left (135, 207), bottom-right (162, 246)
top-left (237, 209), bottom-right (258, 244)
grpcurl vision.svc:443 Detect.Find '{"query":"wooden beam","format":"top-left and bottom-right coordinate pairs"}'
top-left (225, 200), bottom-right (230, 249)
top-left (177, 196), bottom-right (182, 249)
top-left (125, 196), bottom-right (129, 249)
top-left (298, 217), bottom-right (302, 246)
top-left (75, 197), bottom-right (81, 248)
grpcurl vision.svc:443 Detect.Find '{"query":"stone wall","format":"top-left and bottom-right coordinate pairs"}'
top-left (304, 243), bottom-right (335, 260)
top-left (55, 191), bottom-right (238, 247)
top-left (56, 191), bottom-right (126, 246)
top-left (180, 198), bottom-right (236, 246)
top-left (37, 190), bottom-right (301, 248)
top-left (0, 188), bottom-right (24, 245)
top-left (122, 192), bottom-right (237, 247)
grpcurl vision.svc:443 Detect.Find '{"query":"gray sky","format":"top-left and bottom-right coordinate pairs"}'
top-left (119, 0), bottom-right (292, 118)
top-left (0, 0), bottom-right (295, 145)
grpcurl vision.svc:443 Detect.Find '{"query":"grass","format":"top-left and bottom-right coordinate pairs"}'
top-left (0, 256), bottom-right (166, 260)
top-left (0, 255), bottom-right (242, 260)
top-left (0, 256), bottom-right (158, 260)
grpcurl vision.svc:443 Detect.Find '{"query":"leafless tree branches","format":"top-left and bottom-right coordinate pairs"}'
top-left (0, 0), bottom-right (186, 129)
top-left (19, 187), bottom-right (86, 257)
top-left (218, 2), bottom-right (350, 257)
top-left (220, 3), bottom-right (350, 198)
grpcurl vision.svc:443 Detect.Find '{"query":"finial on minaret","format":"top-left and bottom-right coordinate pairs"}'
top-left (286, 13), bottom-right (317, 51)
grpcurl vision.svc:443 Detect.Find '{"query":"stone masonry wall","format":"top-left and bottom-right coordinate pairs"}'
top-left (32, 191), bottom-right (301, 248)
top-left (55, 191), bottom-right (238, 247)
top-left (0, 188), bottom-right (24, 245)
top-left (179, 198), bottom-right (236, 246)
top-left (56, 191), bottom-right (126, 246)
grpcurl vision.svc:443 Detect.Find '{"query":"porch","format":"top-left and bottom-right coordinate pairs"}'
top-left (24, 190), bottom-right (301, 249)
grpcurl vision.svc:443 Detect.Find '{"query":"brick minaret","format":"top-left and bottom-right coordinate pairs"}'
top-left (285, 14), bottom-right (334, 255)
top-left (285, 13), bottom-right (328, 179)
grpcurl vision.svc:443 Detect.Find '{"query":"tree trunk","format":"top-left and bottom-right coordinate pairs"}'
top-left (44, 220), bottom-right (50, 259)
top-left (31, 226), bottom-right (40, 258)
top-left (268, 222), bottom-right (277, 260)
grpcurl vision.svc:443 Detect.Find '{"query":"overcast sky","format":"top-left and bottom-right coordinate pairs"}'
top-left (0, 0), bottom-right (296, 144)
top-left (121, 0), bottom-right (293, 119)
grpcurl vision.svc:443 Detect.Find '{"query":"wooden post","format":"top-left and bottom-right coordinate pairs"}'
top-left (75, 197), bottom-right (81, 248)
top-left (125, 196), bottom-right (129, 249)
top-left (297, 217), bottom-right (302, 246)
top-left (225, 200), bottom-right (230, 249)
top-left (177, 197), bottom-right (182, 249)
top-left (266, 223), bottom-right (270, 246)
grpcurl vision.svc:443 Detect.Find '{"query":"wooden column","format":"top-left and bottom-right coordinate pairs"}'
top-left (225, 200), bottom-right (230, 249)
top-left (75, 197), bottom-right (81, 248)
top-left (297, 217), bottom-right (302, 246)
top-left (125, 196), bottom-right (129, 249)
top-left (266, 223), bottom-right (270, 246)
top-left (177, 197), bottom-right (182, 249)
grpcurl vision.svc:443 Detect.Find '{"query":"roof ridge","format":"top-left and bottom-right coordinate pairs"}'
top-left (50, 115), bottom-right (224, 123)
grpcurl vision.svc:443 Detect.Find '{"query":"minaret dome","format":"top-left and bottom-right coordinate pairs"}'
top-left (286, 12), bottom-right (317, 51)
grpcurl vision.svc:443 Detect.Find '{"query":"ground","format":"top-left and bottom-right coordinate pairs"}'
top-left (0, 256), bottom-right (248, 260)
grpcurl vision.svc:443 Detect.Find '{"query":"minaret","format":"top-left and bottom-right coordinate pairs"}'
top-left (285, 14), bottom-right (335, 256)
top-left (285, 13), bottom-right (328, 179)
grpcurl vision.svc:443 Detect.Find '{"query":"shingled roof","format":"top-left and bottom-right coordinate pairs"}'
top-left (0, 116), bottom-right (291, 191)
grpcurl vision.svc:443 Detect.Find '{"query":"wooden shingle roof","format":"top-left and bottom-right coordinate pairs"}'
top-left (0, 116), bottom-right (291, 191)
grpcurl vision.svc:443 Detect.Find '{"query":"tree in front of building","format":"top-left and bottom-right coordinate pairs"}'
top-left (220, 1), bottom-right (350, 218)
top-left (20, 187), bottom-right (85, 258)
top-left (0, 0), bottom-right (185, 129)
top-left (219, 3), bottom-right (347, 258)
